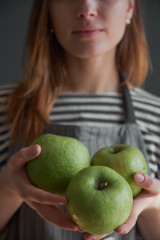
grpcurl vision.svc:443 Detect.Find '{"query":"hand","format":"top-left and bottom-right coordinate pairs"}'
top-left (4, 144), bottom-right (79, 231)
top-left (83, 172), bottom-right (160, 240)
top-left (115, 172), bottom-right (160, 235)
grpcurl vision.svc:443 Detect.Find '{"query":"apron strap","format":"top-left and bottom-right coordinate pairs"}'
top-left (119, 73), bottom-right (136, 124)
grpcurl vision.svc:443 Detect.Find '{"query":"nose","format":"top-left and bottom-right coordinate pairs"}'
top-left (76, 0), bottom-right (97, 20)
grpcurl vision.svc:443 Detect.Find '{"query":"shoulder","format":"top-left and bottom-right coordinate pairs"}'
top-left (0, 83), bottom-right (16, 123)
top-left (131, 87), bottom-right (160, 104)
top-left (130, 88), bottom-right (160, 178)
top-left (130, 87), bottom-right (160, 117)
top-left (0, 84), bottom-right (17, 109)
top-left (131, 87), bottom-right (160, 105)
top-left (0, 84), bottom-right (15, 114)
top-left (0, 85), bottom-right (16, 170)
top-left (0, 83), bottom-right (17, 125)
top-left (130, 87), bottom-right (160, 139)
top-left (0, 83), bottom-right (17, 112)
top-left (0, 84), bottom-right (16, 122)
top-left (0, 84), bottom-right (16, 100)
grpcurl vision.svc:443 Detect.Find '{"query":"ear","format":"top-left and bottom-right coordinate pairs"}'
top-left (127, 0), bottom-right (135, 20)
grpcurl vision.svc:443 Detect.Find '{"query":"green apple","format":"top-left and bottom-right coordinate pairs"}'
top-left (27, 133), bottom-right (90, 195)
top-left (66, 166), bottom-right (133, 235)
top-left (91, 144), bottom-right (148, 197)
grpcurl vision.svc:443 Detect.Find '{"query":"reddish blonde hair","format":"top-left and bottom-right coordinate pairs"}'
top-left (6, 0), bottom-right (151, 144)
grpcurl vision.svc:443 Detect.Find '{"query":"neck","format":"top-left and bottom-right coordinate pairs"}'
top-left (61, 51), bottom-right (120, 94)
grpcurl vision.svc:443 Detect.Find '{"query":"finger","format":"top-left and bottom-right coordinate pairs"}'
top-left (115, 189), bottom-right (156, 235)
top-left (23, 184), bottom-right (68, 205)
top-left (9, 154), bottom-right (67, 206)
top-left (18, 169), bottom-right (68, 205)
top-left (10, 145), bottom-right (41, 167)
top-left (84, 232), bottom-right (112, 240)
top-left (115, 202), bottom-right (139, 234)
top-left (26, 201), bottom-right (79, 231)
top-left (15, 170), bottom-right (67, 205)
top-left (133, 172), bottom-right (160, 194)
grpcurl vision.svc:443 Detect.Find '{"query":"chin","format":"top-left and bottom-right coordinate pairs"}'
top-left (74, 53), bottom-right (105, 59)
top-left (68, 48), bottom-right (111, 59)
top-left (65, 41), bottom-right (116, 60)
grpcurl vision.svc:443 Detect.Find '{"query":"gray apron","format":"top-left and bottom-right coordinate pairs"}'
top-left (2, 84), bottom-right (149, 240)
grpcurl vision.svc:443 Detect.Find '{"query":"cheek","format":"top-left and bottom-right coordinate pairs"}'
top-left (106, 10), bottom-right (127, 43)
top-left (50, 13), bottom-right (71, 47)
top-left (54, 24), bottom-right (71, 51)
top-left (51, 13), bottom-right (63, 33)
top-left (105, 1), bottom-right (128, 38)
top-left (50, 4), bottom-right (68, 34)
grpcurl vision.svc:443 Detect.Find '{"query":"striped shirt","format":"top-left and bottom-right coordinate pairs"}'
top-left (0, 84), bottom-right (160, 179)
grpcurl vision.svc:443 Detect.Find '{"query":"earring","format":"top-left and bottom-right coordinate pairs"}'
top-left (126, 18), bottom-right (131, 25)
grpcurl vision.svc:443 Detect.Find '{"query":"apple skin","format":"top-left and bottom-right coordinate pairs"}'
top-left (66, 166), bottom-right (133, 235)
top-left (91, 144), bottom-right (148, 198)
top-left (27, 134), bottom-right (90, 195)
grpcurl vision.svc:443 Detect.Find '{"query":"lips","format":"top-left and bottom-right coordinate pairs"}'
top-left (73, 28), bottom-right (103, 39)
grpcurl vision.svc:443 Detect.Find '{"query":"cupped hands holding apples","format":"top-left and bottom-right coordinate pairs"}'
top-left (26, 134), bottom-right (160, 240)
top-left (2, 133), bottom-right (160, 240)
top-left (0, 143), bottom-right (80, 232)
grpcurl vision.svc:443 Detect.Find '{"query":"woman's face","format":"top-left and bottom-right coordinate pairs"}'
top-left (49, 0), bottom-right (135, 59)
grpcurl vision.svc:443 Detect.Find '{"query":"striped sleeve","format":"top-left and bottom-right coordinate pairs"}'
top-left (0, 85), bottom-right (13, 170)
top-left (131, 88), bottom-right (160, 178)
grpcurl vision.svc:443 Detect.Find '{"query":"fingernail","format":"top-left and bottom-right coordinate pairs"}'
top-left (116, 227), bottom-right (124, 234)
top-left (136, 173), bottom-right (145, 183)
top-left (33, 144), bottom-right (41, 155)
top-left (120, 229), bottom-right (126, 234)
top-left (58, 202), bottom-right (66, 205)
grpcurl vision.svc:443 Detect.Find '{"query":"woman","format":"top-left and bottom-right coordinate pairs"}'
top-left (0, 0), bottom-right (160, 239)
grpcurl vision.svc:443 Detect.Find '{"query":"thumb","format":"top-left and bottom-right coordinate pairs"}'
top-left (10, 144), bottom-right (41, 167)
top-left (22, 145), bottom-right (42, 162)
top-left (133, 172), bottom-right (160, 194)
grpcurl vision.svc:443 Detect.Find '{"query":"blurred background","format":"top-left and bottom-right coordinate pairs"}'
top-left (0, 0), bottom-right (160, 96)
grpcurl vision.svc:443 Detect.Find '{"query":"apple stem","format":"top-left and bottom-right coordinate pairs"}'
top-left (98, 182), bottom-right (108, 190)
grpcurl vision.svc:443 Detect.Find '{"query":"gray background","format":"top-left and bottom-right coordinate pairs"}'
top-left (0, 0), bottom-right (160, 96)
